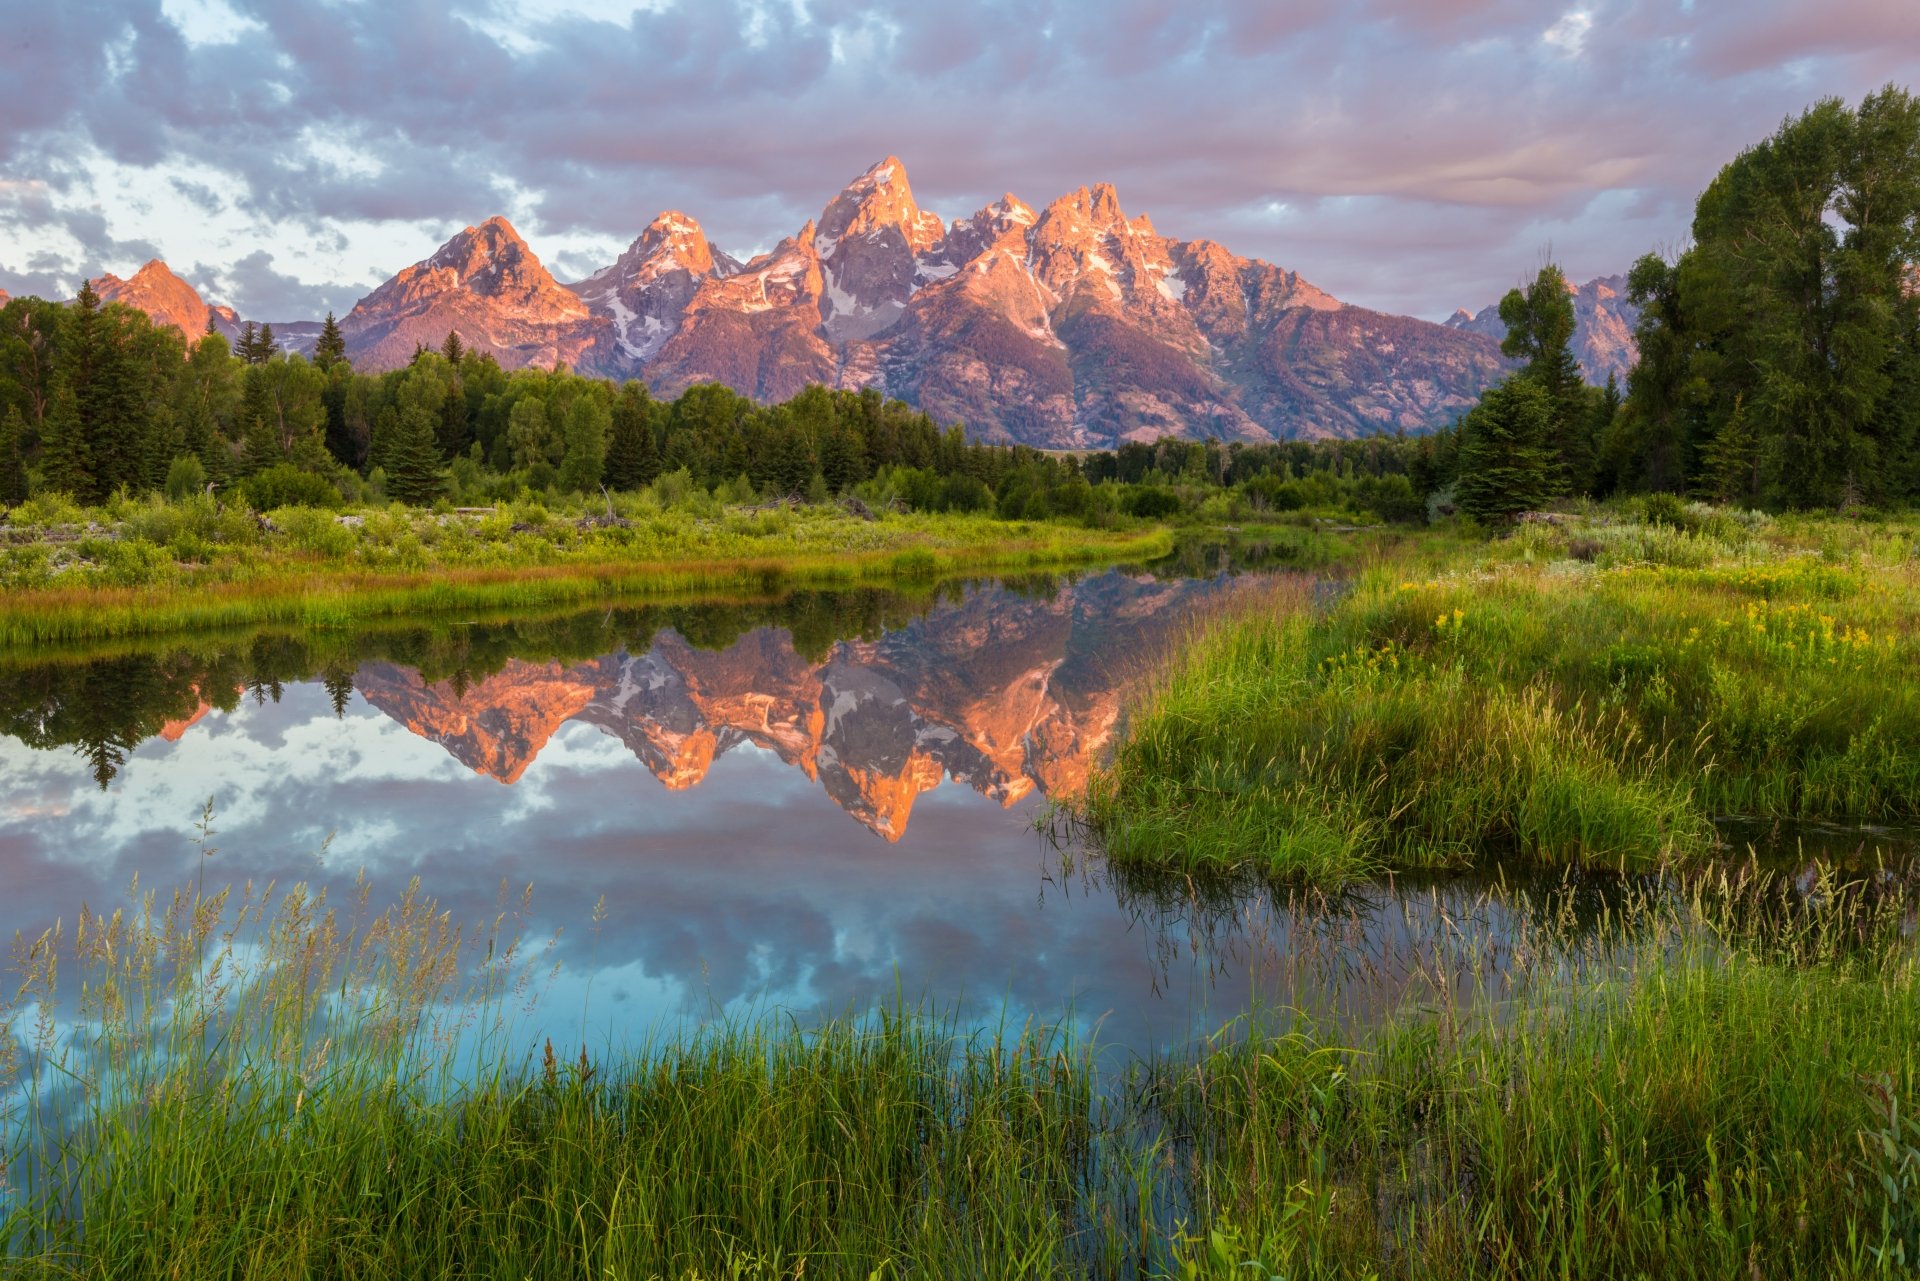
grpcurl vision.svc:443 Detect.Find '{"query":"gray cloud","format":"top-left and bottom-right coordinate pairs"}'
top-left (2, 0), bottom-right (1916, 319)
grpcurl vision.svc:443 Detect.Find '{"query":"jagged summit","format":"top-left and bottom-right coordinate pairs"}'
top-left (77, 156), bottom-right (1549, 445)
top-left (341, 217), bottom-right (592, 371)
top-left (91, 258), bottom-right (233, 339)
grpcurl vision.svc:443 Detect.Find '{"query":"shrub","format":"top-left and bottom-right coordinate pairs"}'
top-left (1123, 486), bottom-right (1183, 519)
top-left (243, 464), bottom-right (341, 511)
top-left (163, 455), bottom-right (208, 502)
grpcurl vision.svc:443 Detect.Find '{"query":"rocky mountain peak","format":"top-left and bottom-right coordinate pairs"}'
top-left (817, 156), bottom-right (943, 256)
top-left (632, 210), bottom-right (722, 275)
top-left (341, 215), bottom-right (590, 371)
top-left (92, 258), bottom-right (220, 338)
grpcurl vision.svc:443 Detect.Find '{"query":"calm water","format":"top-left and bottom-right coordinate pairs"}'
top-left (2, 554), bottom-right (1914, 1059)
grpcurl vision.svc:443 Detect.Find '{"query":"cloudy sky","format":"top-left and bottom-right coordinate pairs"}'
top-left (1, 0), bottom-right (1916, 323)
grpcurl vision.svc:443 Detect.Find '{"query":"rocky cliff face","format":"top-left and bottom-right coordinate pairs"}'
top-left (75, 160), bottom-right (1532, 444)
top-left (1446, 273), bottom-right (1639, 386)
top-left (327, 158), bottom-right (1510, 443)
top-left (349, 571), bottom-right (1242, 840)
top-left (91, 260), bottom-right (241, 341)
top-left (339, 217), bottom-right (605, 371)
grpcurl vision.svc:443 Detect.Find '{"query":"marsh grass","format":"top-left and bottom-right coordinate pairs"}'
top-left (0, 505), bottom-right (1173, 647)
top-left (1079, 513), bottom-right (1920, 883)
top-left (3, 856), bottom-right (1917, 1278)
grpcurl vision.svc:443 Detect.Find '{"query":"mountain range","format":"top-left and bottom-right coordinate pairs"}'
top-left (77, 158), bottom-right (1640, 448)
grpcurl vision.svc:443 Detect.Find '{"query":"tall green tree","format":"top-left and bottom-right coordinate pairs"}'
top-left (1455, 377), bottom-right (1556, 523)
top-left (604, 383), bottom-right (660, 490)
top-left (1625, 86), bottom-right (1920, 507)
top-left (313, 312), bottom-right (347, 370)
top-left (557, 395), bottom-right (610, 494)
top-left (1498, 264), bottom-right (1593, 493)
top-left (0, 405), bottom-right (28, 503)
top-left (384, 404), bottom-right (444, 504)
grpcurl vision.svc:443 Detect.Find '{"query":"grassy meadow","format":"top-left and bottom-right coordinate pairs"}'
top-left (1076, 504), bottom-right (1920, 884)
top-left (0, 488), bottom-right (1173, 647)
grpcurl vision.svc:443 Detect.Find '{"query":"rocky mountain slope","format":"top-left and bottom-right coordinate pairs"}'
top-left (1445, 273), bottom-right (1639, 386)
top-left (69, 158), bottom-right (1653, 445)
top-left (338, 216), bottom-right (606, 371)
top-left (91, 260), bottom-right (241, 340)
top-left (331, 157), bottom-right (1514, 444)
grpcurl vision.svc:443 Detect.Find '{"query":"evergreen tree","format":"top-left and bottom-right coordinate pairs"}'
top-left (0, 405), bottom-right (28, 503)
top-left (314, 312), bottom-right (347, 369)
top-left (321, 362), bottom-right (355, 468)
top-left (236, 321), bottom-right (259, 365)
top-left (557, 396), bottom-right (610, 494)
top-left (40, 373), bottom-right (92, 500)
top-left (604, 384), bottom-right (659, 489)
top-left (441, 330), bottom-right (465, 366)
top-left (1498, 264), bottom-right (1592, 493)
top-left (1455, 378), bottom-right (1556, 523)
top-left (257, 323), bottom-right (280, 363)
top-left (238, 366), bottom-right (279, 474)
top-left (437, 378), bottom-right (470, 459)
top-left (203, 312), bottom-right (218, 337)
top-left (1701, 395), bottom-right (1762, 506)
top-left (384, 404), bottom-right (444, 503)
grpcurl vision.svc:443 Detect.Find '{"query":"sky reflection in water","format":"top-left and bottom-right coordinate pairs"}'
top-left (4, 564), bottom-right (1911, 1060)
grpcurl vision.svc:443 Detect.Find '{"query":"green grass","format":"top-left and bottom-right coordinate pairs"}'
top-left (0, 492), bottom-right (1172, 647)
top-left (3, 864), bottom-right (1917, 1278)
top-left (1075, 509), bottom-right (1920, 883)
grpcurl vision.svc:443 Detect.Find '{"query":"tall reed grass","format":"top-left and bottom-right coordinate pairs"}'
top-left (1079, 513), bottom-right (1920, 883)
top-left (4, 857), bottom-right (1916, 1277)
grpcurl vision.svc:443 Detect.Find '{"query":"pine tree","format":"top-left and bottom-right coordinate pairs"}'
top-left (236, 321), bottom-right (259, 365)
top-left (203, 311), bottom-right (218, 337)
top-left (40, 374), bottom-right (93, 500)
top-left (604, 385), bottom-right (660, 489)
top-left (437, 378), bottom-right (470, 459)
top-left (314, 312), bottom-right (347, 369)
top-left (1498, 264), bottom-right (1592, 494)
top-left (1455, 378), bottom-right (1556, 523)
top-left (0, 405), bottom-right (29, 503)
top-left (238, 366), bottom-right (279, 475)
top-left (257, 323), bottom-right (279, 362)
top-left (1701, 395), bottom-right (1762, 506)
top-left (384, 404), bottom-right (444, 504)
top-left (441, 330), bottom-right (465, 366)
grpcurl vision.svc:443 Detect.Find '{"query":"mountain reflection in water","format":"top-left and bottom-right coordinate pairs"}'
top-left (5, 563), bottom-right (1912, 1059)
top-left (0, 566), bottom-right (1315, 1053)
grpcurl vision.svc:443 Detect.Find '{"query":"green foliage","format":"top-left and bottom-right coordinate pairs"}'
top-left (1618, 87), bottom-right (1920, 507)
top-left (384, 404), bottom-right (444, 505)
top-left (0, 404), bottom-right (27, 503)
top-left (162, 454), bottom-right (207, 502)
top-left (241, 463), bottom-right (341, 511)
top-left (1080, 513), bottom-right (1920, 883)
top-left (1455, 377), bottom-right (1556, 522)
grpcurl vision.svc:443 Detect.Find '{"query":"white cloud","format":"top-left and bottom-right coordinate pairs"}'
top-left (158, 0), bottom-right (266, 47)
top-left (1544, 10), bottom-right (1594, 56)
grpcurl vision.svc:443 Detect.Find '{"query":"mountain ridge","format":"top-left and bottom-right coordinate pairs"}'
top-left (46, 160), bottom-right (1643, 445)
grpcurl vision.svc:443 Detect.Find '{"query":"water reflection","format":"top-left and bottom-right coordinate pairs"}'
top-left (2, 561), bottom-right (1914, 1061)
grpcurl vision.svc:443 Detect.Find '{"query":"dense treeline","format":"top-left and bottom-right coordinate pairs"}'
top-left (1447, 86), bottom-right (1920, 519)
top-left (0, 284), bottom-right (1438, 525)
